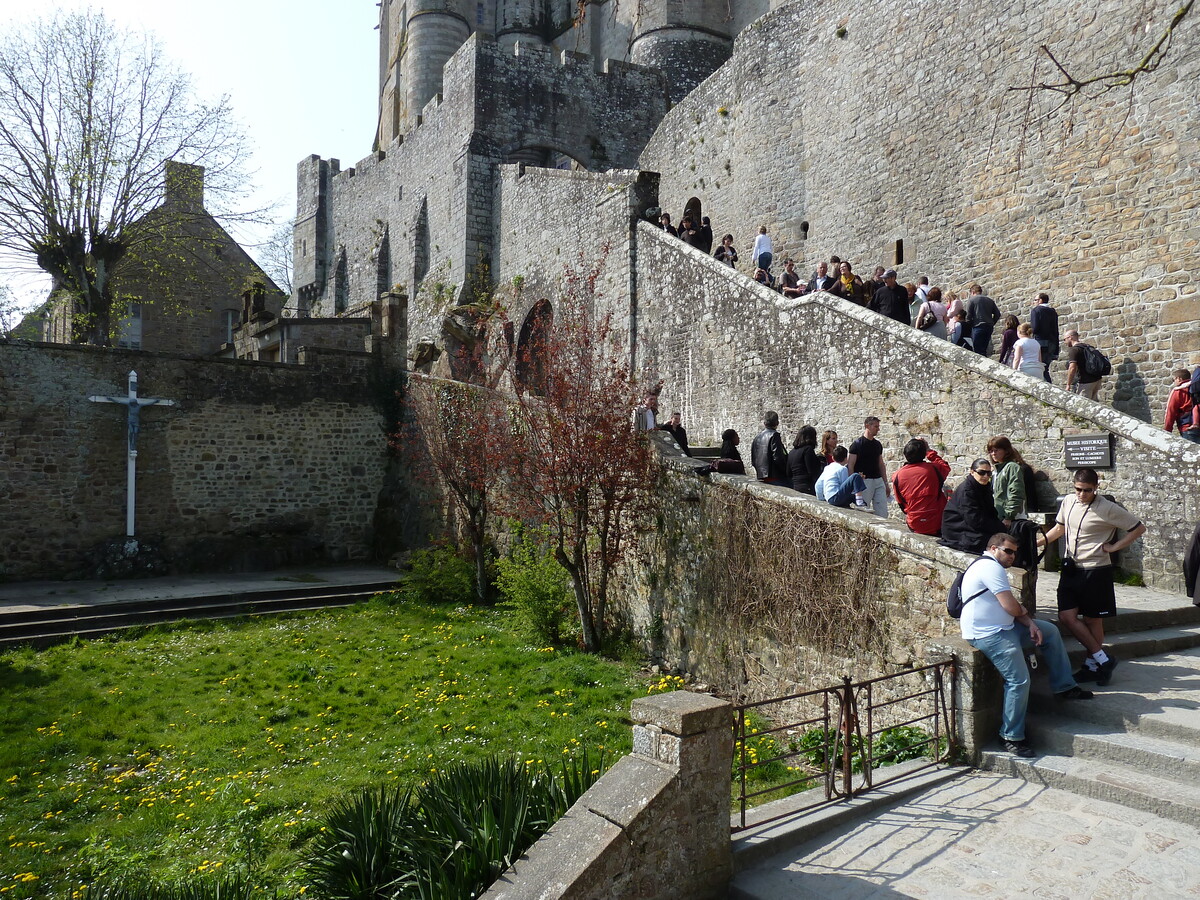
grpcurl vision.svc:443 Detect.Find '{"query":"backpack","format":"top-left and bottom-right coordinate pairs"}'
top-left (1078, 343), bottom-right (1112, 378)
top-left (1189, 366), bottom-right (1200, 408)
top-left (947, 558), bottom-right (990, 619)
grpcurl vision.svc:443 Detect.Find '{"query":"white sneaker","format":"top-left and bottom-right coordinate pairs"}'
top-left (854, 496), bottom-right (867, 508)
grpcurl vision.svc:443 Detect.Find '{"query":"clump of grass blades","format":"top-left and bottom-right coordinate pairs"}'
top-left (83, 875), bottom-right (275, 900)
top-left (305, 750), bottom-right (605, 900)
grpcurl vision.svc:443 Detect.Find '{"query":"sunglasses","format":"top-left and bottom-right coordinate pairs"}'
top-left (996, 547), bottom-right (1017, 556)
top-left (972, 469), bottom-right (993, 477)
top-left (1074, 486), bottom-right (1096, 495)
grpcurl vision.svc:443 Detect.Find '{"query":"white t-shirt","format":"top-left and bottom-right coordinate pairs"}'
top-left (752, 233), bottom-right (773, 259)
top-left (959, 557), bottom-right (1017, 639)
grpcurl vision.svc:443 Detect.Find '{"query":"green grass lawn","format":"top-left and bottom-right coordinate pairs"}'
top-left (0, 596), bottom-right (644, 898)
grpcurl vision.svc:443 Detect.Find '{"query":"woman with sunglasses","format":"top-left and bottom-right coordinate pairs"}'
top-left (939, 458), bottom-right (1008, 554)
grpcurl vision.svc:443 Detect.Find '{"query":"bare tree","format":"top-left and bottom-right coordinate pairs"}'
top-left (1011, 1), bottom-right (1195, 112)
top-left (256, 220), bottom-right (294, 302)
top-left (0, 11), bottom-right (257, 345)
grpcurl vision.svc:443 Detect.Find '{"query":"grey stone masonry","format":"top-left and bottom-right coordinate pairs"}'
top-left (634, 223), bottom-right (1200, 591)
top-left (483, 691), bottom-right (733, 900)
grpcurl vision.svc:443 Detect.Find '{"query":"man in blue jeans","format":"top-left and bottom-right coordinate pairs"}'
top-left (960, 532), bottom-right (1094, 757)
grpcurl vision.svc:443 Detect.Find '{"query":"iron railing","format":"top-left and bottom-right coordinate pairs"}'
top-left (732, 658), bottom-right (957, 830)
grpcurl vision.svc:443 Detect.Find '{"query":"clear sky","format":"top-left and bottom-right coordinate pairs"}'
top-left (0, 0), bottom-right (380, 309)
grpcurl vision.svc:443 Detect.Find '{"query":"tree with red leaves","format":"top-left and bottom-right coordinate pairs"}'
top-left (500, 258), bottom-right (656, 653)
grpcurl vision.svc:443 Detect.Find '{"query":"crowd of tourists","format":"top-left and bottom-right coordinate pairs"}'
top-left (655, 215), bottom-right (1200, 426)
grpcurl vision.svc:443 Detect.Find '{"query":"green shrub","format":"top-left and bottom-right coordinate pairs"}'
top-left (395, 543), bottom-right (477, 606)
top-left (495, 528), bottom-right (574, 645)
top-left (305, 750), bottom-right (605, 900)
top-left (872, 724), bottom-right (945, 765)
top-left (82, 875), bottom-right (273, 900)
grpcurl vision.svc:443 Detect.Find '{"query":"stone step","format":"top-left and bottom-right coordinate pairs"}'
top-left (1022, 716), bottom-right (1200, 783)
top-left (979, 749), bottom-right (1200, 830)
top-left (1059, 622), bottom-right (1200, 665)
top-left (1029, 646), bottom-right (1200, 745)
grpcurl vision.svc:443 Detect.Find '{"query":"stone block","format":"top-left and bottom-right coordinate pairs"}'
top-left (631, 690), bottom-right (731, 736)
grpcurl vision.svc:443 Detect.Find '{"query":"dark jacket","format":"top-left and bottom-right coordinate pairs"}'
top-left (750, 428), bottom-right (787, 482)
top-left (940, 475), bottom-right (1006, 554)
top-left (662, 423), bottom-right (690, 456)
top-left (872, 284), bottom-right (911, 325)
top-left (787, 446), bottom-right (825, 495)
top-left (1186, 520), bottom-right (1200, 602)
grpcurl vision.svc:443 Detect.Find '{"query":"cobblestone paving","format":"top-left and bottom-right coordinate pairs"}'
top-left (732, 770), bottom-right (1200, 899)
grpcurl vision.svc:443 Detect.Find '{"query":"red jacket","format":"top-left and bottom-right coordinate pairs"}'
top-left (1165, 382), bottom-right (1196, 434)
top-left (892, 451), bottom-right (951, 536)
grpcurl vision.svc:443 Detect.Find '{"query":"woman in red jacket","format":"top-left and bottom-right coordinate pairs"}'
top-left (892, 438), bottom-right (951, 535)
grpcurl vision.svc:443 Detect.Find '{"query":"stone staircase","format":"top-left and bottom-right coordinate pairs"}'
top-left (978, 571), bottom-right (1200, 828)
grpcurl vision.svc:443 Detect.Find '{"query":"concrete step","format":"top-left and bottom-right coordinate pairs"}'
top-left (1028, 646), bottom-right (1200, 745)
top-left (1023, 716), bottom-right (1200, 783)
top-left (1060, 622), bottom-right (1200, 665)
top-left (980, 748), bottom-right (1200, 829)
top-left (0, 583), bottom-right (397, 650)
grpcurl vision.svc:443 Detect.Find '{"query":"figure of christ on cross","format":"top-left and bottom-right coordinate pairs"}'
top-left (88, 371), bottom-right (177, 544)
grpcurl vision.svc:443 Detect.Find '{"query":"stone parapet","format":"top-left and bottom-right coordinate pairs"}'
top-left (483, 691), bottom-right (732, 900)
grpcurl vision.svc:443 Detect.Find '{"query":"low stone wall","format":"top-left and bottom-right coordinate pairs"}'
top-left (0, 341), bottom-right (397, 579)
top-left (635, 224), bottom-right (1200, 592)
top-left (483, 691), bottom-right (732, 900)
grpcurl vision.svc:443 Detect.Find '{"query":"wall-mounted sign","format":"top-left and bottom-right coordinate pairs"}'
top-left (1064, 433), bottom-right (1114, 469)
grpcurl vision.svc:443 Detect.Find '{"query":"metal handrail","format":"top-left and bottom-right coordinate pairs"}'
top-left (732, 658), bottom-right (957, 831)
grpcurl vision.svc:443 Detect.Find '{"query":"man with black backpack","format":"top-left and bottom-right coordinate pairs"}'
top-left (959, 533), bottom-right (1093, 758)
top-left (1064, 330), bottom-right (1108, 401)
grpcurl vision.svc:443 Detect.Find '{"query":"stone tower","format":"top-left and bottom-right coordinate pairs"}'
top-left (627, 0), bottom-right (735, 104)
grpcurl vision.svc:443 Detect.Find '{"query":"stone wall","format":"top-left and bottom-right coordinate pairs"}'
top-left (637, 0), bottom-right (1200, 424)
top-left (0, 341), bottom-right (396, 580)
top-left (634, 225), bottom-right (1200, 591)
top-left (298, 33), bottom-right (667, 374)
top-left (483, 690), bottom-right (732, 900)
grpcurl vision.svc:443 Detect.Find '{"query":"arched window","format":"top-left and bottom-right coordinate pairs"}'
top-left (684, 196), bottom-right (702, 224)
top-left (515, 299), bottom-right (553, 395)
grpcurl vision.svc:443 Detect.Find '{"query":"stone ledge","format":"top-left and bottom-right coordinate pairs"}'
top-left (631, 690), bottom-right (731, 736)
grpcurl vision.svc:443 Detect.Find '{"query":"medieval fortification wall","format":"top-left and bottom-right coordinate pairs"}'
top-left (0, 342), bottom-right (393, 579)
top-left (638, 0), bottom-right (1200, 424)
top-left (634, 225), bottom-right (1200, 591)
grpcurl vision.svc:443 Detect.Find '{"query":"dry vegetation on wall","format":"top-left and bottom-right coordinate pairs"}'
top-left (701, 490), bottom-right (890, 657)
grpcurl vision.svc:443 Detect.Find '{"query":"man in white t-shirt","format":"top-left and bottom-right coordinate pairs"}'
top-left (961, 533), bottom-right (1093, 758)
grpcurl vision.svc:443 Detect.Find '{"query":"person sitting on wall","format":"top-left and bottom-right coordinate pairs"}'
top-left (779, 259), bottom-right (805, 298)
top-left (940, 458), bottom-right (1008, 554)
top-left (713, 428), bottom-right (746, 475)
top-left (750, 410), bottom-right (789, 487)
top-left (892, 438), bottom-right (951, 536)
top-left (713, 233), bottom-right (738, 268)
top-left (787, 425), bottom-right (825, 495)
top-left (662, 411), bottom-right (691, 456)
top-left (961, 532), bottom-right (1093, 759)
top-left (806, 260), bottom-right (836, 294)
top-left (815, 445), bottom-right (867, 508)
top-left (752, 267), bottom-right (773, 288)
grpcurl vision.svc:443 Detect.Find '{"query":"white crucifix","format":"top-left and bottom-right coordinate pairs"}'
top-left (88, 370), bottom-right (177, 545)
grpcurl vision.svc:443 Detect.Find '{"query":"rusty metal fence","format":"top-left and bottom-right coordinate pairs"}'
top-left (732, 658), bottom-right (957, 831)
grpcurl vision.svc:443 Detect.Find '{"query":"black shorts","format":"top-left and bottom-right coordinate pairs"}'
top-left (1057, 565), bottom-right (1117, 618)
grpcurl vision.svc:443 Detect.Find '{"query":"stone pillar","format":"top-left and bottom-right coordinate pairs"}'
top-left (627, 691), bottom-right (733, 899)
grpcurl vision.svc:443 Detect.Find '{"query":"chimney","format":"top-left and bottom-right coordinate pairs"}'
top-left (164, 160), bottom-right (205, 208)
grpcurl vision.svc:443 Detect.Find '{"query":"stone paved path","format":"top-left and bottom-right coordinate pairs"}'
top-left (731, 770), bottom-right (1200, 899)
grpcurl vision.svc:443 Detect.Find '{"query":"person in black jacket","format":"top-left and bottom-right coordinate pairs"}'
top-left (750, 411), bottom-right (788, 486)
top-left (786, 425), bottom-right (825, 495)
top-left (1185, 521), bottom-right (1200, 606)
top-left (940, 459), bottom-right (1007, 554)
